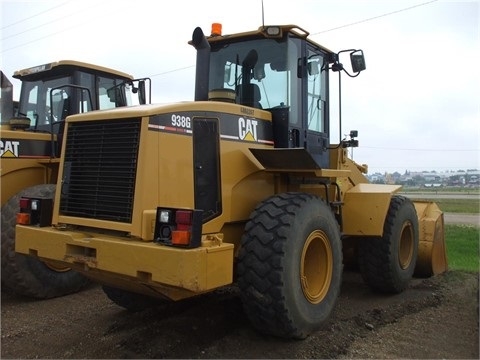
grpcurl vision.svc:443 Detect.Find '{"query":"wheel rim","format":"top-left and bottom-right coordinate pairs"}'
top-left (43, 261), bottom-right (72, 273)
top-left (300, 230), bottom-right (333, 304)
top-left (398, 221), bottom-right (414, 269)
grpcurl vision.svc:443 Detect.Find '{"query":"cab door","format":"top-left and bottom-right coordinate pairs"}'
top-left (304, 45), bottom-right (329, 168)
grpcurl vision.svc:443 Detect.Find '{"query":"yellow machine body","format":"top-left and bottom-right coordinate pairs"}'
top-left (14, 25), bottom-right (446, 316)
top-left (1, 128), bottom-right (57, 204)
top-left (414, 201), bottom-right (448, 276)
top-left (15, 105), bottom-right (446, 300)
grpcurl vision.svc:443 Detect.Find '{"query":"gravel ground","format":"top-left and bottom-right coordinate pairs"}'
top-left (1, 269), bottom-right (478, 359)
top-left (1, 212), bottom-right (478, 358)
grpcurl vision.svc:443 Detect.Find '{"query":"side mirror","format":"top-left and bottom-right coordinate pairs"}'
top-left (350, 50), bottom-right (366, 73)
top-left (138, 80), bottom-right (146, 105)
top-left (253, 64), bottom-right (265, 81)
top-left (242, 49), bottom-right (258, 69)
top-left (107, 86), bottom-right (127, 107)
top-left (224, 64), bottom-right (233, 83)
top-left (307, 60), bottom-right (320, 75)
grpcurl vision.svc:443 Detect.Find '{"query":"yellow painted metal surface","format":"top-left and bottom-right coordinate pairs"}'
top-left (13, 90), bottom-right (449, 302)
top-left (14, 60), bottom-right (133, 81)
top-left (414, 201), bottom-right (448, 276)
top-left (342, 184), bottom-right (402, 236)
top-left (15, 225), bottom-right (234, 300)
top-left (1, 128), bottom-right (56, 204)
top-left (52, 112), bottom-right (275, 241)
top-left (329, 147), bottom-right (370, 190)
top-left (52, 117), bottom-right (195, 236)
top-left (141, 210), bottom-right (157, 241)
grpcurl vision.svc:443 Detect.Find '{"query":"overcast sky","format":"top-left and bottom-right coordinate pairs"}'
top-left (1, 0), bottom-right (479, 174)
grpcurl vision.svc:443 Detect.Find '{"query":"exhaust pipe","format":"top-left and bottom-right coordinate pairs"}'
top-left (1, 71), bottom-right (14, 124)
top-left (191, 27), bottom-right (210, 101)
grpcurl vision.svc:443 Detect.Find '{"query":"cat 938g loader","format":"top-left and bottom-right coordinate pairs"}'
top-left (15, 24), bottom-right (447, 338)
top-left (1, 61), bottom-right (150, 298)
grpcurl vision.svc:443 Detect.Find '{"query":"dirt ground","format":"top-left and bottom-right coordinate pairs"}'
top-left (1, 269), bottom-right (478, 359)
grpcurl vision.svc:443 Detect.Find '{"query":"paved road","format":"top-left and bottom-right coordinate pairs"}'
top-left (444, 213), bottom-right (480, 227)
top-left (403, 193), bottom-right (480, 200)
top-left (401, 192), bottom-right (479, 226)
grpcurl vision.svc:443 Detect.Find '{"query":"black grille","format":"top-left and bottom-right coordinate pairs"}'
top-left (60, 118), bottom-right (141, 223)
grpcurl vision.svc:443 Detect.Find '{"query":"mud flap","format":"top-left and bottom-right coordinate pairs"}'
top-left (413, 201), bottom-right (448, 277)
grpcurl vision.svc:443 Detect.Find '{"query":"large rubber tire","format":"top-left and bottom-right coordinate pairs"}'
top-left (237, 192), bottom-right (343, 339)
top-left (358, 195), bottom-right (419, 294)
top-left (1, 184), bottom-right (90, 299)
top-left (102, 285), bottom-right (164, 312)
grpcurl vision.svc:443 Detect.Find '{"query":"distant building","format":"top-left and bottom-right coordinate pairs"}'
top-left (367, 169), bottom-right (479, 188)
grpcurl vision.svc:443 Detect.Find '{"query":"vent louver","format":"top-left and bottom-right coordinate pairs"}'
top-left (60, 118), bottom-right (141, 223)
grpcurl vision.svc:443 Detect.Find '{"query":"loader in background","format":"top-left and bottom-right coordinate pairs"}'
top-left (1, 61), bottom-right (150, 298)
top-left (14, 24), bottom-right (447, 338)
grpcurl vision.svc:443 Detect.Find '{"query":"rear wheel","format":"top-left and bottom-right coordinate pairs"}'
top-left (358, 195), bottom-right (419, 293)
top-left (1, 184), bottom-right (90, 298)
top-left (237, 192), bottom-right (343, 339)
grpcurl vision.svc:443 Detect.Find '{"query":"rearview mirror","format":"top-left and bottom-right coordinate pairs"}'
top-left (138, 80), bottom-right (146, 105)
top-left (350, 50), bottom-right (366, 73)
top-left (224, 64), bottom-right (232, 83)
top-left (107, 86), bottom-right (127, 107)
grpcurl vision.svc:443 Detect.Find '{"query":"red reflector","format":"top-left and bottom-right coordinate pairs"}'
top-left (16, 213), bottom-right (30, 225)
top-left (176, 210), bottom-right (192, 225)
top-left (172, 230), bottom-right (190, 245)
top-left (176, 223), bottom-right (190, 231)
top-left (19, 198), bottom-right (30, 209)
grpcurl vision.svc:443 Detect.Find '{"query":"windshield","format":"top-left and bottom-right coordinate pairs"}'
top-left (17, 73), bottom-right (135, 131)
top-left (210, 37), bottom-right (300, 112)
top-left (209, 34), bottom-right (328, 134)
top-left (18, 76), bottom-right (76, 128)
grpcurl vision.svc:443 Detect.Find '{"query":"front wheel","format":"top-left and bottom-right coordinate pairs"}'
top-left (358, 195), bottom-right (419, 294)
top-left (237, 192), bottom-right (343, 339)
top-left (1, 184), bottom-right (90, 298)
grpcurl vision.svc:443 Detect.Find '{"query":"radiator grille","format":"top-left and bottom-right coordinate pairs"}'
top-left (59, 118), bottom-right (141, 223)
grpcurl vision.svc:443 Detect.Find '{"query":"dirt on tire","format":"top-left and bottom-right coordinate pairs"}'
top-left (1, 270), bottom-right (478, 359)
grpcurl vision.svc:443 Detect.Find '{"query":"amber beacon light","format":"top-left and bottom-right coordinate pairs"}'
top-left (211, 23), bottom-right (222, 36)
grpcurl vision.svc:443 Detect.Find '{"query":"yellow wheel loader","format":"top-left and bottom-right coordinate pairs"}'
top-left (15, 24), bottom-right (446, 338)
top-left (1, 61), bottom-right (150, 298)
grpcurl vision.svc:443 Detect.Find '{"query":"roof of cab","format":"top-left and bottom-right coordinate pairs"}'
top-left (201, 24), bottom-right (334, 55)
top-left (13, 60), bottom-right (133, 81)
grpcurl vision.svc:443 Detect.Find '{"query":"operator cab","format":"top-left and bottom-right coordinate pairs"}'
top-left (203, 25), bottom-right (365, 168)
top-left (12, 60), bottom-right (151, 138)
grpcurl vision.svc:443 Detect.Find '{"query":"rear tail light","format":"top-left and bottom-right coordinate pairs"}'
top-left (175, 210), bottom-right (192, 225)
top-left (154, 208), bottom-right (202, 248)
top-left (16, 212), bottom-right (31, 225)
top-left (19, 198), bottom-right (30, 209)
top-left (171, 230), bottom-right (190, 246)
top-left (16, 197), bottom-right (53, 226)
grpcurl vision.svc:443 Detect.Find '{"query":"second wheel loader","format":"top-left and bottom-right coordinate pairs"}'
top-left (1, 60), bottom-right (150, 298)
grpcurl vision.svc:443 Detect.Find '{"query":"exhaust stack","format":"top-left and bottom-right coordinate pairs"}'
top-left (1, 71), bottom-right (14, 124)
top-left (191, 27), bottom-right (210, 101)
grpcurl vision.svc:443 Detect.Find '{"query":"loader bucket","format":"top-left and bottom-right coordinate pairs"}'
top-left (413, 201), bottom-right (448, 277)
